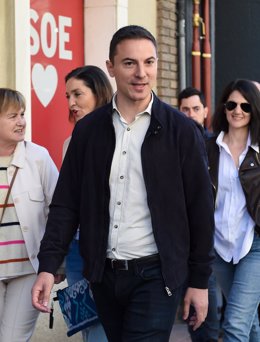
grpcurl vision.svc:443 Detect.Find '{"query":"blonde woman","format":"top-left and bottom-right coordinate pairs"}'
top-left (0, 88), bottom-right (58, 341)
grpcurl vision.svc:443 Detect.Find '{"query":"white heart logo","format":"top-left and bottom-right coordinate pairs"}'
top-left (32, 63), bottom-right (58, 107)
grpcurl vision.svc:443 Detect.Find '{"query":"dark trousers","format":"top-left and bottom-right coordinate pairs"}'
top-left (91, 255), bottom-right (182, 342)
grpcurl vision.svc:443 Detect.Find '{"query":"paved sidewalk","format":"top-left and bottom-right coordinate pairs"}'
top-left (170, 324), bottom-right (191, 342)
top-left (32, 316), bottom-right (191, 342)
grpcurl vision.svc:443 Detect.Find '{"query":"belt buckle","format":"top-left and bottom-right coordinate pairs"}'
top-left (111, 259), bottom-right (129, 270)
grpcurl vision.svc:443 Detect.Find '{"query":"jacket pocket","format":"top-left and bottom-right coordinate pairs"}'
top-left (139, 263), bottom-right (162, 280)
top-left (28, 186), bottom-right (45, 202)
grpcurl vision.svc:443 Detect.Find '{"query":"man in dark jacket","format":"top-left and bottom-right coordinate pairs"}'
top-left (179, 87), bottom-right (221, 342)
top-left (32, 25), bottom-right (215, 342)
top-left (178, 86), bottom-right (212, 138)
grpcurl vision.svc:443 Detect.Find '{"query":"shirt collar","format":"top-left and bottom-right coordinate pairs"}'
top-left (216, 131), bottom-right (259, 153)
top-left (11, 141), bottom-right (26, 168)
top-left (112, 92), bottom-right (153, 118)
top-left (250, 140), bottom-right (259, 153)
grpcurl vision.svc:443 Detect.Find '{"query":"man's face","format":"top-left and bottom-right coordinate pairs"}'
top-left (179, 95), bottom-right (208, 126)
top-left (106, 38), bottom-right (157, 109)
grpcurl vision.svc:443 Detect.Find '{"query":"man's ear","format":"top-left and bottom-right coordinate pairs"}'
top-left (204, 106), bottom-right (209, 119)
top-left (106, 60), bottom-right (115, 78)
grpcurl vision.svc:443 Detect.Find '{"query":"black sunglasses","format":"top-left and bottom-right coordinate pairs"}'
top-left (225, 101), bottom-right (251, 113)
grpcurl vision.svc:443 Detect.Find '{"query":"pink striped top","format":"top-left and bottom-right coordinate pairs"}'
top-left (0, 156), bottom-right (34, 279)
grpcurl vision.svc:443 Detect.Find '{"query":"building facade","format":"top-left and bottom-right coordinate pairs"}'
top-left (1, 0), bottom-right (260, 167)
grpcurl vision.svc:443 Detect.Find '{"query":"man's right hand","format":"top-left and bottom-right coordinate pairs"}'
top-left (31, 272), bottom-right (55, 313)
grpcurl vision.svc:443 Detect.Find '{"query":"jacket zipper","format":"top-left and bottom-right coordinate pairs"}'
top-left (165, 286), bottom-right (173, 296)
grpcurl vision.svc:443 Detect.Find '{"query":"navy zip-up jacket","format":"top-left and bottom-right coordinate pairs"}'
top-left (38, 95), bottom-right (215, 290)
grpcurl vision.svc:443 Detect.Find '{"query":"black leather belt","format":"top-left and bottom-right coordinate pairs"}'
top-left (255, 225), bottom-right (260, 236)
top-left (106, 254), bottom-right (160, 271)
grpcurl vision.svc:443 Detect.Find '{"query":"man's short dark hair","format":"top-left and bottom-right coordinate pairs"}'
top-left (109, 25), bottom-right (157, 63)
top-left (178, 87), bottom-right (206, 108)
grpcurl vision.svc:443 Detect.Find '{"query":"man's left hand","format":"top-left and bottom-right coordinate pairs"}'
top-left (182, 287), bottom-right (208, 330)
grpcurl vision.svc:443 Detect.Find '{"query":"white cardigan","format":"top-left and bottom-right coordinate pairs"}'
top-left (7, 141), bottom-right (58, 273)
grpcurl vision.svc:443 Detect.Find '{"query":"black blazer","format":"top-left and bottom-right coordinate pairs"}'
top-left (39, 95), bottom-right (215, 290)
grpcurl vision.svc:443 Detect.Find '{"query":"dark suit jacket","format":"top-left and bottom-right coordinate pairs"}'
top-left (38, 94), bottom-right (215, 290)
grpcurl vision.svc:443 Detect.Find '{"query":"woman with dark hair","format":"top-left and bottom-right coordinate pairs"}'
top-left (63, 65), bottom-right (113, 154)
top-left (63, 65), bottom-right (113, 342)
top-left (206, 79), bottom-right (260, 341)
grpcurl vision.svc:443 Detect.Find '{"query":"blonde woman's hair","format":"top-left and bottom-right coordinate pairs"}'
top-left (0, 88), bottom-right (26, 114)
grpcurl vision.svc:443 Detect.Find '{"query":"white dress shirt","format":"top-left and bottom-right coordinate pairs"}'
top-left (107, 94), bottom-right (158, 260)
top-left (214, 131), bottom-right (258, 264)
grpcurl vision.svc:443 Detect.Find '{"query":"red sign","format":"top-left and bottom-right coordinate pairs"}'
top-left (30, 0), bottom-right (84, 168)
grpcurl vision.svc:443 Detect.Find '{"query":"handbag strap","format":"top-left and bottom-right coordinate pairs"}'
top-left (0, 166), bottom-right (18, 225)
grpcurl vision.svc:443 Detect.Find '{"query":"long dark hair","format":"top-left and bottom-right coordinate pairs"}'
top-left (212, 79), bottom-right (260, 145)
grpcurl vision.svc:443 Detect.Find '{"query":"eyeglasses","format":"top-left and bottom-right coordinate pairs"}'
top-left (225, 101), bottom-right (251, 113)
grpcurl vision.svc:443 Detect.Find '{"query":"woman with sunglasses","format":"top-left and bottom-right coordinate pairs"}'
top-left (206, 79), bottom-right (260, 342)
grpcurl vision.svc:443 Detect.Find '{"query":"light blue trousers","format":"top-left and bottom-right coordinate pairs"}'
top-left (213, 233), bottom-right (260, 342)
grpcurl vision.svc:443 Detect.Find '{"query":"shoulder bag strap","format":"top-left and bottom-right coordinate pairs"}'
top-left (0, 166), bottom-right (19, 225)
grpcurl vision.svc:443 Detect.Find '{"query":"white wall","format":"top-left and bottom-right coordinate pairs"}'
top-left (84, 0), bottom-right (128, 91)
top-left (15, 0), bottom-right (32, 140)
